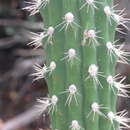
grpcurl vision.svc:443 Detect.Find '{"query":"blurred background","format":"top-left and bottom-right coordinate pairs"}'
top-left (0, 0), bottom-right (130, 130)
top-left (0, 0), bottom-right (49, 129)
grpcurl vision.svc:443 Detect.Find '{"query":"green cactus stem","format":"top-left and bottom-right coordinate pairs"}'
top-left (23, 0), bottom-right (130, 130)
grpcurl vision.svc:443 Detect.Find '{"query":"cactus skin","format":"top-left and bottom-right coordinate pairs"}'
top-left (95, 1), bottom-right (112, 130)
top-left (24, 0), bottom-right (130, 130)
top-left (41, 1), bottom-right (69, 129)
top-left (79, 2), bottom-right (99, 130)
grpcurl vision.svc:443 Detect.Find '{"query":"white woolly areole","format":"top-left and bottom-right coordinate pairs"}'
top-left (86, 0), bottom-right (94, 4)
top-left (51, 95), bottom-right (58, 105)
top-left (107, 75), bottom-right (114, 85)
top-left (87, 29), bottom-right (96, 38)
top-left (65, 12), bottom-right (74, 23)
top-left (82, 29), bottom-right (100, 47)
top-left (49, 61), bottom-right (56, 71)
top-left (47, 26), bottom-right (55, 35)
top-left (106, 42), bottom-right (113, 50)
top-left (104, 6), bottom-right (112, 16)
top-left (71, 120), bottom-right (80, 130)
top-left (68, 48), bottom-right (76, 60)
top-left (88, 64), bottom-right (98, 77)
top-left (91, 102), bottom-right (99, 112)
top-left (69, 84), bottom-right (77, 95)
top-left (107, 111), bottom-right (115, 121)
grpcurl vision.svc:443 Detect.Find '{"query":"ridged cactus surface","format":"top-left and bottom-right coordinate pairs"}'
top-left (23, 0), bottom-right (130, 130)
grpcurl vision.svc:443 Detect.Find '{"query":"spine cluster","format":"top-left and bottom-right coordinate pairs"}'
top-left (23, 0), bottom-right (130, 130)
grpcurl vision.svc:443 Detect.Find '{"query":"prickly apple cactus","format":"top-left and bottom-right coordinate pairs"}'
top-left (23, 0), bottom-right (130, 130)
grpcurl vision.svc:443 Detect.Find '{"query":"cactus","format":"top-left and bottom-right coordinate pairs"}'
top-left (23, 0), bottom-right (130, 130)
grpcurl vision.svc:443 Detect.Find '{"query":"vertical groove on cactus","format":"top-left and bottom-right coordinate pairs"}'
top-left (79, 1), bottom-right (99, 129)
